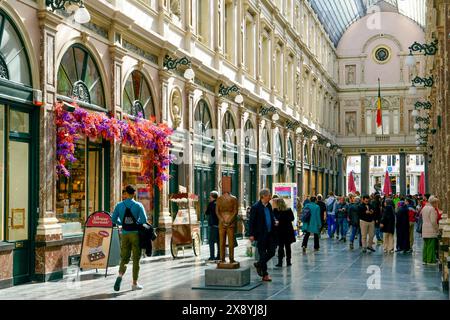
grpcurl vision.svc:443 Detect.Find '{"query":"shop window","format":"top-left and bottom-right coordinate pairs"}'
top-left (123, 70), bottom-right (155, 119)
top-left (57, 45), bottom-right (105, 107)
top-left (122, 146), bottom-right (156, 225)
top-left (244, 120), bottom-right (255, 150)
top-left (194, 99), bottom-right (213, 137)
top-left (56, 139), bottom-right (104, 236)
top-left (0, 11), bottom-right (31, 85)
top-left (261, 127), bottom-right (270, 154)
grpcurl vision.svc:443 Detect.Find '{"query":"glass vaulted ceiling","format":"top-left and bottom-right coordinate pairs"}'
top-left (308, 0), bottom-right (426, 47)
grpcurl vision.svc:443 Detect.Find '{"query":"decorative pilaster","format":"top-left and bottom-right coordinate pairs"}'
top-left (399, 152), bottom-right (407, 196)
top-left (35, 9), bottom-right (63, 281)
top-left (238, 106), bottom-right (246, 215)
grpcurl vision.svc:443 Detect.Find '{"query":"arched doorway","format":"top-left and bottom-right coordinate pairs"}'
top-left (0, 9), bottom-right (38, 285)
top-left (55, 44), bottom-right (109, 238)
top-left (193, 99), bottom-right (215, 243)
top-left (121, 70), bottom-right (160, 226)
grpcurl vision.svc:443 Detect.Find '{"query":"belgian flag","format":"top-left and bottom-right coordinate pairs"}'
top-left (376, 78), bottom-right (382, 128)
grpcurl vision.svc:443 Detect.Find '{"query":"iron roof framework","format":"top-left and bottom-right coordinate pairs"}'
top-left (308, 0), bottom-right (426, 47)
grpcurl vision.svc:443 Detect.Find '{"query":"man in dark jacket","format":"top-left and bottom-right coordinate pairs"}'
top-left (371, 194), bottom-right (383, 244)
top-left (249, 189), bottom-right (278, 282)
top-left (205, 191), bottom-right (219, 261)
top-left (317, 194), bottom-right (327, 235)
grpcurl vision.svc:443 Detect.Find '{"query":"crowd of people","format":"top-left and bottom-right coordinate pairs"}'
top-left (244, 189), bottom-right (443, 282)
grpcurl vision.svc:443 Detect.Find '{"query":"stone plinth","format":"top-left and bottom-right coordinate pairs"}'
top-left (217, 261), bottom-right (240, 269)
top-left (205, 267), bottom-right (250, 287)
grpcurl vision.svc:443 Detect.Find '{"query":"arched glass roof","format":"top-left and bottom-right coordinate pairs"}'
top-left (308, 0), bottom-right (426, 47)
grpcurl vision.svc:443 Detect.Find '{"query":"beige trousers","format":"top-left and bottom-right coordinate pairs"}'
top-left (360, 220), bottom-right (375, 249)
top-left (383, 233), bottom-right (395, 252)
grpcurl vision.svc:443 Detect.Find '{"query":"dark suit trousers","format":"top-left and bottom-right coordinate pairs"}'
top-left (302, 232), bottom-right (320, 249)
top-left (257, 233), bottom-right (276, 276)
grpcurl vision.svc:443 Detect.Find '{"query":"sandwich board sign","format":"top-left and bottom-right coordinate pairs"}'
top-left (79, 211), bottom-right (113, 276)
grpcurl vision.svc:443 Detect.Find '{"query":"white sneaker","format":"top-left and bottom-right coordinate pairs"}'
top-left (132, 284), bottom-right (144, 291)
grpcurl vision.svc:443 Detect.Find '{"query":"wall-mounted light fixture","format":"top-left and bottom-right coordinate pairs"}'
top-left (405, 39), bottom-right (438, 67)
top-left (286, 120), bottom-right (300, 130)
top-left (46, 0), bottom-right (91, 23)
top-left (259, 105), bottom-right (279, 121)
top-left (414, 101), bottom-right (432, 110)
top-left (219, 84), bottom-right (243, 104)
top-left (163, 55), bottom-right (195, 80)
top-left (416, 116), bottom-right (430, 125)
top-left (412, 76), bottom-right (434, 87)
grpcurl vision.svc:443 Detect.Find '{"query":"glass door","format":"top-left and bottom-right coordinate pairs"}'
top-left (5, 107), bottom-right (35, 285)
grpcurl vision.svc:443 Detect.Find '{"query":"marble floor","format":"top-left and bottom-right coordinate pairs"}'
top-left (0, 234), bottom-right (448, 300)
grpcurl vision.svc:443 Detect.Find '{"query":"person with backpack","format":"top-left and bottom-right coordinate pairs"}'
top-left (325, 192), bottom-right (337, 239)
top-left (112, 185), bottom-right (148, 291)
top-left (301, 197), bottom-right (322, 253)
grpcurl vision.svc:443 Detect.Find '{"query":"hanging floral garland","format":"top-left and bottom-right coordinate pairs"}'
top-left (55, 101), bottom-right (174, 190)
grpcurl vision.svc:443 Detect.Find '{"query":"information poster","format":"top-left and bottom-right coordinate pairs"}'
top-left (273, 183), bottom-right (298, 234)
top-left (80, 211), bottom-right (113, 270)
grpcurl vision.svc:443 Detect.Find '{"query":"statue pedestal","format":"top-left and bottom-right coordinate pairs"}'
top-left (205, 267), bottom-right (250, 287)
top-left (217, 262), bottom-right (240, 269)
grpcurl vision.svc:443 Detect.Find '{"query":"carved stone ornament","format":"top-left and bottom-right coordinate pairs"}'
top-left (170, 88), bottom-right (182, 129)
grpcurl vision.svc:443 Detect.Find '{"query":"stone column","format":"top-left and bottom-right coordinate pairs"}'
top-left (108, 31), bottom-right (127, 211)
top-left (360, 153), bottom-right (370, 195)
top-left (256, 116), bottom-right (263, 191)
top-left (295, 133), bottom-right (303, 200)
top-left (153, 69), bottom-right (173, 256)
top-left (337, 154), bottom-right (344, 196)
top-left (399, 152), bottom-right (407, 196)
top-left (35, 9), bottom-right (64, 282)
top-left (186, 81), bottom-right (196, 194)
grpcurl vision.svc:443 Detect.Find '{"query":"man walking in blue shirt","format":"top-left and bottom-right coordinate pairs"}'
top-left (112, 185), bottom-right (148, 291)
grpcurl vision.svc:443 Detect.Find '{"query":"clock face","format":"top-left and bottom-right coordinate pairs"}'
top-left (374, 47), bottom-right (390, 63)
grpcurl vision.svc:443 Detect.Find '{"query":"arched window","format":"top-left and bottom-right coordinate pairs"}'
top-left (123, 70), bottom-right (155, 119)
top-left (262, 127), bottom-right (270, 154)
top-left (319, 150), bottom-right (322, 167)
top-left (244, 120), bottom-right (255, 150)
top-left (274, 133), bottom-right (283, 160)
top-left (57, 44), bottom-right (105, 107)
top-left (312, 147), bottom-right (317, 166)
top-left (194, 99), bottom-right (212, 137)
top-left (0, 10), bottom-right (31, 85)
top-left (304, 145), bottom-right (309, 164)
top-left (287, 138), bottom-right (294, 161)
top-left (223, 111), bottom-right (236, 144)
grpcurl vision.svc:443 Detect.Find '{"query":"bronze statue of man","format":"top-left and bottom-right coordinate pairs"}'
top-left (216, 190), bottom-right (239, 264)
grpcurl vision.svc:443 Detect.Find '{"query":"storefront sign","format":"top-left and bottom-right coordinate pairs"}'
top-left (273, 183), bottom-right (298, 233)
top-left (122, 154), bottom-right (143, 173)
top-left (80, 211), bottom-right (113, 272)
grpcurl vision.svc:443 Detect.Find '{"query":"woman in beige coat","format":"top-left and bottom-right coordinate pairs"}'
top-left (421, 196), bottom-right (440, 265)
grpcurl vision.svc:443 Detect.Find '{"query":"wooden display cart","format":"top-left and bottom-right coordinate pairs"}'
top-left (169, 193), bottom-right (201, 258)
